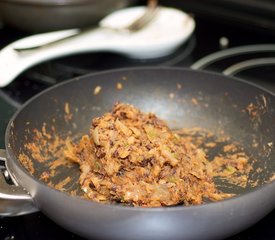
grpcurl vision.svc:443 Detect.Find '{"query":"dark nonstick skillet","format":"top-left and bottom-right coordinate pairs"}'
top-left (0, 67), bottom-right (275, 240)
top-left (0, 0), bottom-right (135, 32)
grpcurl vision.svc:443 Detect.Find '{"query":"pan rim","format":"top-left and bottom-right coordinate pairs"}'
top-left (5, 66), bottom-right (275, 212)
top-left (0, 0), bottom-right (114, 7)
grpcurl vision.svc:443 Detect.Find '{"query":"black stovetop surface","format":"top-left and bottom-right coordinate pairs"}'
top-left (0, 2), bottom-right (275, 240)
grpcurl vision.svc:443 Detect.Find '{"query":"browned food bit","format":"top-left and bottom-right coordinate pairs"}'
top-left (93, 86), bottom-right (102, 95)
top-left (116, 83), bottom-right (123, 90)
top-left (18, 153), bottom-right (34, 175)
top-left (65, 103), bottom-right (232, 207)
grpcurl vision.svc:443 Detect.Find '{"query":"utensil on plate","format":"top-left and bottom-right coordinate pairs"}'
top-left (0, 6), bottom-right (195, 87)
top-left (123, 0), bottom-right (158, 33)
top-left (0, 67), bottom-right (274, 240)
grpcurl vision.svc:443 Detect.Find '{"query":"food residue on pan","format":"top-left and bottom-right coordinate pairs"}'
top-left (64, 102), bottom-right (73, 122)
top-left (246, 95), bottom-right (269, 129)
top-left (22, 126), bottom-right (63, 163)
top-left (116, 83), bottom-right (123, 90)
top-left (18, 102), bottom-right (273, 208)
top-left (173, 128), bottom-right (252, 189)
top-left (169, 93), bottom-right (175, 99)
top-left (191, 98), bottom-right (198, 106)
top-left (269, 174), bottom-right (275, 182)
top-left (52, 176), bottom-right (72, 192)
top-left (121, 76), bottom-right (128, 81)
top-left (93, 86), bottom-right (102, 95)
top-left (18, 153), bottom-right (34, 175)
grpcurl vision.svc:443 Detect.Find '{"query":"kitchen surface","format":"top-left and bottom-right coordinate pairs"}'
top-left (0, 0), bottom-right (275, 239)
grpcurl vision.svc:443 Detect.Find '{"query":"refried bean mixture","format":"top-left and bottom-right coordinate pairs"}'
top-left (65, 103), bottom-right (232, 207)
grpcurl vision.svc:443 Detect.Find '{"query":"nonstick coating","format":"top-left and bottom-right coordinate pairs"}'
top-left (0, 0), bottom-right (135, 32)
top-left (5, 67), bottom-right (275, 240)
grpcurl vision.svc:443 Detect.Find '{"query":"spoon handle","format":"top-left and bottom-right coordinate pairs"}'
top-left (12, 29), bottom-right (83, 52)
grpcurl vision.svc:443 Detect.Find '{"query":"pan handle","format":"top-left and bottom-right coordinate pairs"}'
top-left (0, 149), bottom-right (38, 216)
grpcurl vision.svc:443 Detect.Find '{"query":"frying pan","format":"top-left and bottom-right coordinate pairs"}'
top-left (0, 67), bottom-right (275, 240)
top-left (0, 0), bottom-right (135, 32)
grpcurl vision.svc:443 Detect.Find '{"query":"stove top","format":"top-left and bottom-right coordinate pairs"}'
top-left (0, 1), bottom-right (275, 239)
